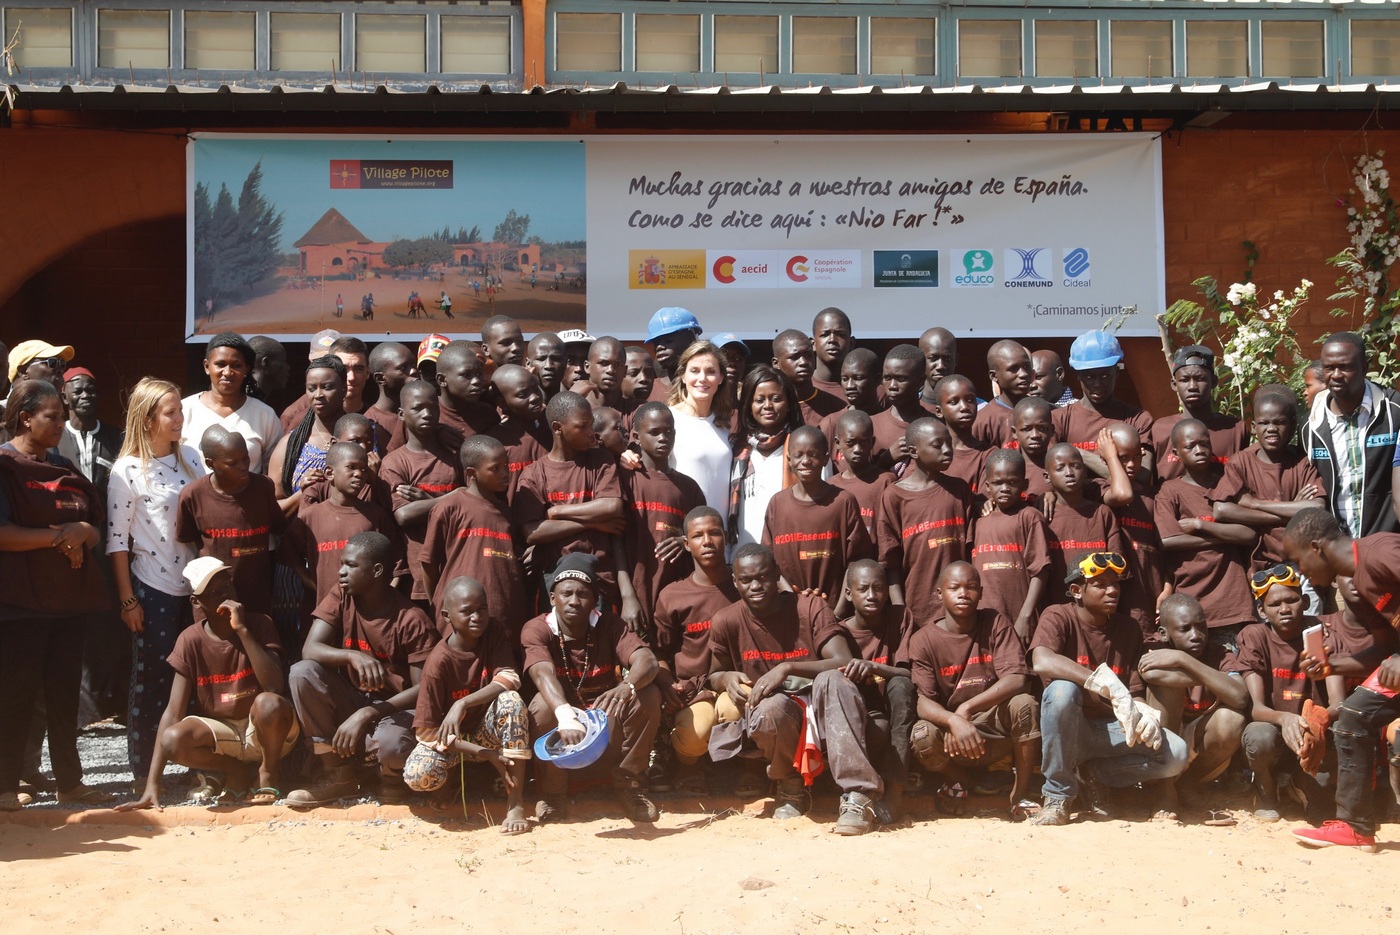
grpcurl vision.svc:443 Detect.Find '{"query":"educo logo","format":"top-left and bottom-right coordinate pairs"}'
top-left (786, 255), bottom-right (810, 282)
top-left (712, 255), bottom-right (737, 284)
top-left (952, 249), bottom-right (994, 287)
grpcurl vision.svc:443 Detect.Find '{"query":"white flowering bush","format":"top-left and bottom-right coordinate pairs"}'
top-left (1329, 150), bottom-right (1400, 387)
top-left (1165, 274), bottom-right (1309, 418)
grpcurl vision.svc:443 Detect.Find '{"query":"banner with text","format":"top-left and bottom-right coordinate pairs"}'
top-left (587, 134), bottom-right (1163, 339)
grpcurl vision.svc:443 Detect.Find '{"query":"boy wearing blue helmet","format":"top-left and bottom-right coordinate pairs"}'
top-left (646, 307), bottom-right (702, 403)
top-left (522, 553), bottom-right (663, 824)
top-left (1053, 330), bottom-right (1154, 482)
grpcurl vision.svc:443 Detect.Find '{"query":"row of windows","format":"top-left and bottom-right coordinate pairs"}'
top-left (3, 7), bottom-right (513, 74)
top-left (555, 12), bottom-right (1400, 80)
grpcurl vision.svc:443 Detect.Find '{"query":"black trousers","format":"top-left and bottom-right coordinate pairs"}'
top-left (0, 615), bottom-right (86, 793)
top-left (1334, 684), bottom-right (1400, 836)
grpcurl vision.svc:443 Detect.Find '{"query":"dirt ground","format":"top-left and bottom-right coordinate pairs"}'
top-left (199, 266), bottom-right (586, 336)
top-left (2, 790), bottom-right (1396, 934)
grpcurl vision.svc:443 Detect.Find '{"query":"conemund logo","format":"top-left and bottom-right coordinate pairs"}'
top-left (1004, 248), bottom-right (1053, 289)
top-left (953, 249), bottom-right (994, 287)
top-left (712, 255), bottom-right (738, 284)
top-left (1064, 248), bottom-right (1090, 279)
top-left (786, 255), bottom-right (810, 282)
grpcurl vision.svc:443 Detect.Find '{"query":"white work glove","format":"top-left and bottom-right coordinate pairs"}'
top-left (554, 704), bottom-right (586, 736)
top-left (1083, 663), bottom-right (1140, 743)
top-left (1130, 699), bottom-right (1163, 750)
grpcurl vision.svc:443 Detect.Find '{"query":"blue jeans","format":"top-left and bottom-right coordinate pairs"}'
top-left (1040, 679), bottom-right (1189, 802)
top-left (128, 579), bottom-right (193, 781)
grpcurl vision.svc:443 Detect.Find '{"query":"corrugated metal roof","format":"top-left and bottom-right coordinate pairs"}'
top-left (8, 79), bottom-right (1399, 115)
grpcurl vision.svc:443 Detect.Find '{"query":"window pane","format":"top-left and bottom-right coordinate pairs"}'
top-left (635, 14), bottom-right (698, 73)
top-left (98, 9), bottom-right (169, 69)
top-left (271, 12), bottom-right (340, 72)
top-left (870, 18), bottom-right (935, 76)
top-left (1036, 20), bottom-right (1097, 78)
top-left (714, 15), bottom-right (777, 75)
top-left (1186, 20), bottom-right (1247, 79)
top-left (442, 16), bottom-right (510, 74)
top-left (3, 8), bottom-right (71, 68)
top-left (1262, 20), bottom-right (1322, 78)
top-left (356, 13), bottom-right (425, 73)
top-left (185, 10), bottom-right (254, 71)
top-left (555, 12), bottom-right (619, 71)
top-left (959, 20), bottom-right (1021, 78)
top-left (1352, 20), bottom-right (1400, 76)
top-left (1111, 20), bottom-right (1172, 78)
top-left (792, 17), bottom-right (855, 75)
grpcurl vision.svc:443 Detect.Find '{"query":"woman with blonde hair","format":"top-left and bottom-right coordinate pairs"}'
top-left (666, 340), bottom-right (736, 522)
top-left (107, 377), bottom-right (206, 786)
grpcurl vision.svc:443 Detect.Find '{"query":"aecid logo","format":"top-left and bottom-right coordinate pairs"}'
top-left (952, 249), bottom-right (994, 288)
top-left (712, 255), bottom-right (738, 284)
top-left (1063, 247), bottom-right (1091, 287)
top-left (786, 255), bottom-right (810, 282)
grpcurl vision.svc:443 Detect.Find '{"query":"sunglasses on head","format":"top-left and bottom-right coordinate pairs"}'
top-left (1250, 562), bottom-right (1302, 598)
top-left (1068, 551), bottom-right (1128, 584)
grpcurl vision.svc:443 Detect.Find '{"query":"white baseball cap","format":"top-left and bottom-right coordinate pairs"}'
top-left (183, 556), bottom-right (231, 596)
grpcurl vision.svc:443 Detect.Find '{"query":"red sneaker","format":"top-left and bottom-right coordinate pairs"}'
top-left (1292, 821), bottom-right (1378, 852)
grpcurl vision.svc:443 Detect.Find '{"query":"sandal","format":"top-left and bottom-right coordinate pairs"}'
top-left (248, 787), bottom-right (280, 806)
top-left (209, 787), bottom-right (247, 807)
top-left (55, 783), bottom-right (116, 805)
top-left (189, 772), bottom-right (224, 805)
top-left (1011, 798), bottom-right (1041, 821)
top-left (675, 767), bottom-right (710, 797)
top-left (0, 791), bottom-right (31, 811)
top-left (935, 782), bottom-right (969, 816)
top-left (733, 768), bottom-right (768, 798)
top-left (499, 814), bottom-right (532, 836)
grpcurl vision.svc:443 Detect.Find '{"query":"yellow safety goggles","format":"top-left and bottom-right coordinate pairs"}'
top-left (1250, 562), bottom-right (1302, 598)
top-left (1067, 551), bottom-right (1128, 584)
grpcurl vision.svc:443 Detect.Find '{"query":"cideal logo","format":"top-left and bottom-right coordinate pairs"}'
top-left (712, 256), bottom-right (738, 284)
top-left (952, 249), bottom-right (995, 288)
top-left (1004, 248), bottom-right (1053, 288)
top-left (1063, 247), bottom-right (1091, 287)
top-left (786, 255), bottom-right (810, 282)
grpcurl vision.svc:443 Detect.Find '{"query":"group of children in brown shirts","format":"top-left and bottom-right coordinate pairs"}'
top-left (105, 313), bottom-right (1400, 845)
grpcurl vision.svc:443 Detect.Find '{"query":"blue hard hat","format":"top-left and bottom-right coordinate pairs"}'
top-left (533, 707), bottom-right (611, 769)
top-left (1068, 330), bottom-right (1125, 371)
top-left (711, 332), bottom-right (750, 355)
top-left (647, 307), bottom-right (702, 343)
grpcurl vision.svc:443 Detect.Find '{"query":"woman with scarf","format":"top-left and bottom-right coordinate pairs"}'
top-left (729, 366), bottom-right (803, 548)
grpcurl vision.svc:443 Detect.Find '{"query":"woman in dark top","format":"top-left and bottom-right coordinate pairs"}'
top-left (0, 380), bottom-right (111, 809)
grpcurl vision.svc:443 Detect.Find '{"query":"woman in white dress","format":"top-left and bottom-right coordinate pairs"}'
top-left (180, 332), bottom-right (283, 474)
top-left (728, 365), bottom-right (803, 548)
top-left (666, 340), bottom-right (736, 522)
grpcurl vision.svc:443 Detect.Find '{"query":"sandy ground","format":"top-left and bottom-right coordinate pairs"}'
top-left (199, 267), bottom-right (585, 336)
top-left (2, 790), bottom-right (1397, 934)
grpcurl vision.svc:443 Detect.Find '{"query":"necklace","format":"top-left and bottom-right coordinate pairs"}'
top-left (557, 623), bottom-right (592, 693)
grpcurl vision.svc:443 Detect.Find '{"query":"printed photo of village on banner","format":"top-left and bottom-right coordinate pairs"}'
top-left (187, 135), bottom-right (587, 339)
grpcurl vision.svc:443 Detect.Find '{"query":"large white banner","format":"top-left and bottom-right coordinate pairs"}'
top-left (586, 134), bottom-right (1163, 339)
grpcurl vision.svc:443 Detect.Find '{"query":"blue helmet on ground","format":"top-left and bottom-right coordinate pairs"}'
top-left (1068, 330), bottom-right (1125, 371)
top-left (533, 707), bottom-right (611, 769)
top-left (647, 307), bottom-right (702, 343)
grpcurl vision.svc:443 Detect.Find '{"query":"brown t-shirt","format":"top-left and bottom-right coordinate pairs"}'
top-left (514, 449), bottom-right (623, 592)
top-left (709, 591), bottom-right (847, 682)
top-left (380, 443), bottom-right (460, 600)
top-left (1052, 400), bottom-right (1154, 456)
top-left (817, 404), bottom-right (888, 473)
top-left (946, 442), bottom-right (992, 494)
top-left (298, 474), bottom-right (395, 516)
top-left (1151, 412), bottom-right (1250, 483)
top-left (1091, 481), bottom-right (1166, 641)
top-left (421, 489), bottom-right (527, 632)
top-left (619, 465), bottom-right (706, 622)
top-left (1154, 476), bottom-right (1257, 628)
top-left (437, 400), bottom-right (501, 454)
top-left (877, 476), bottom-right (972, 626)
top-left (368, 404), bottom-right (407, 454)
top-left (798, 387), bottom-right (847, 428)
top-left (1045, 498), bottom-right (1128, 598)
top-left (763, 484), bottom-right (872, 608)
top-left (520, 609), bottom-right (647, 706)
top-left (971, 505), bottom-right (1052, 626)
top-left (1353, 535), bottom-right (1400, 628)
top-left (167, 609), bottom-right (283, 720)
top-left (488, 417), bottom-right (552, 506)
top-left (1234, 621), bottom-right (1320, 714)
top-left (176, 474), bottom-right (285, 615)
top-left (412, 623), bottom-right (516, 731)
top-left (907, 609), bottom-right (1029, 710)
top-left (829, 468), bottom-right (893, 541)
top-left (1216, 445), bottom-right (1325, 569)
top-left (1320, 610), bottom-right (1386, 692)
top-left (842, 606), bottom-right (916, 710)
top-left (311, 585), bottom-right (439, 696)
top-left (1030, 602), bottom-right (1144, 715)
top-left (972, 399), bottom-right (1019, 449)
top-left (287, 498), bottom-right (401, 606)
top-left (870, 407), bottom-right (916, 471)
top-left (1180, 642), bottom-right (1242, 719)
top-left (653, 576), bottom-right (741, 699)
